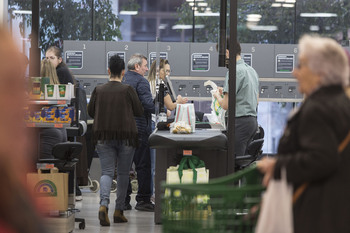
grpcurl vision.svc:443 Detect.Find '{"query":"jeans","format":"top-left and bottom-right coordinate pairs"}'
top-left (97, 140), bottom-right (135, 210)
top-left (126, 132), bottom-right (152, 204)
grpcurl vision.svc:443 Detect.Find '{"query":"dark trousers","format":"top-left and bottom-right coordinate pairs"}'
top-left (126, 133), bottom-right (152, 204)
top-left (234, 116), bottom-right (258, 157)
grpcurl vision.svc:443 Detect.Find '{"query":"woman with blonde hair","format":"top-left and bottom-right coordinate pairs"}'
top-left (40, 59), bottom-right (60, 84)
top-left (148, 58), bottom-right (188, 111)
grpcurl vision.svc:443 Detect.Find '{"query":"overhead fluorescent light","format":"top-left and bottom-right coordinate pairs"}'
top-left (186, 0), bottom-right (204, 2)
top-left (172, 24), bottom-right (205, 30)
top-left (247, 25), bottom-right (278, 31)
top-left (189, 2), bottom-right (194, 6)
top-left (195, 11), bottom-right (220, 17)
top-left (119, 11), bottom-right (138, 15)
top-left (300, 13), bottom-right (337, 17)
top-left (272, 3), bottom-right (282, 7)
top-left (197, 2), bottom-right (208, 7)
top-left (13, 10), bottom-right (32, 15)
top-left (309, 25), bottom-right (320, 31)
top-left (285, 0), bottom-right (296, 2)
top-left (282, 3), bottom-right (295, 8)
top-left (275, 0), bottom-right (285, 2)
top-left (247, 14), bottom-right (262, 22)
top-left (159, 24), bottom-right (168, 30)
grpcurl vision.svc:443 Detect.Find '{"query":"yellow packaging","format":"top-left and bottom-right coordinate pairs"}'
top-left (32, 111), bottom-right (43, 123)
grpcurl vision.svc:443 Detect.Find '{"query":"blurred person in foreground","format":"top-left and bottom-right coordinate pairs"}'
top-left (0, 28), bottom-right (46, 233)
top-left (258, 35), bottom-right (350, 233)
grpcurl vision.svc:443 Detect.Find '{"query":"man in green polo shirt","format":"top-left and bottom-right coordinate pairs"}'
top-left (214, 40), bottom-right (259, 157)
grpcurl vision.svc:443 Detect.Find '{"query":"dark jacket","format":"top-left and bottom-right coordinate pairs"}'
top-left (122, 70), bottom-right (155, 136)
top-left (274, 85), bottom-right (350, 233)
top-left (56, 63), bottom-right (74, 84)
top-left (88, 81), bottom-right (143, 146)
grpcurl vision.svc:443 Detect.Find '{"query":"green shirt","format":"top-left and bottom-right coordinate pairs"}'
top-left (223, 59), bottom-right (259, 117)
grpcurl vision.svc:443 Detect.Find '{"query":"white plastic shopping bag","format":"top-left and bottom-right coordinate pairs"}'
top-left (174, 104), bottom-right (196, 133)
top-left (255, 168), bottom-right (294, 233)
top-left (204, 80), bottom-right (226, 129)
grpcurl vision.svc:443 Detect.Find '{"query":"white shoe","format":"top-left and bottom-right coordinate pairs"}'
top-left (76, 195), bottom-right (83, 201)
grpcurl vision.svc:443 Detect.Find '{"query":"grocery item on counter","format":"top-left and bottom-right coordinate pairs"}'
top-left (170, 121), bottom-right (192, 134)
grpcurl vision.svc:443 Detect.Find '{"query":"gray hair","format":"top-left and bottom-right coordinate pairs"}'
top-left (299, 35), bottom-right (349, 87)
top-left (127, 54), bottom-right (147, 70)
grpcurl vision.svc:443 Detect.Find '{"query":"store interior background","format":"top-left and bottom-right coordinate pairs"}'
top-left (6, 0), bottom-right (350, 154)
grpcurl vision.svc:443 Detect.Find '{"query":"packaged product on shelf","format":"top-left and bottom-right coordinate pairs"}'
top-left (57, 84), bottom-right (72, 100)
top-left (44, 84), bottom-right (58, 99)
top-left (42, 107), bottom-right (57, 123)
top-left (32, 110), bottom-right (43, 123)
top-left (30, 77), bottom-right (43, 99)
top-left (57, 107), bottom-right (74, 123)
top-left (24, 109), bottom-right (32, 123)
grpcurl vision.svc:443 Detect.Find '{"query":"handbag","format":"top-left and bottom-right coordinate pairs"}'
top-left (255, 168), bottom-right (293, 233)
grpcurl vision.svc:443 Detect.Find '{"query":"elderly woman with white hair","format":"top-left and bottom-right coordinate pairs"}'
top-left (258, 35), bottom-right (350, 233)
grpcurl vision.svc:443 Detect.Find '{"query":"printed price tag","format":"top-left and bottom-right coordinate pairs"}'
top-left (183, 150), bottom-right (193, 156)
top-left (26, 123), bottom-right (35, 127)
top-left (54, 124), bottom-right (63, 128)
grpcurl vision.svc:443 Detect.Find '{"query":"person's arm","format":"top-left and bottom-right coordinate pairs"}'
top-left (164, 94), bottom-right (188, 111)
top-left (213, 88), bottom-right (228, 110)
top-left (87, 88), bottom-right (97, 118)
top-left (128, 86), bottom-right (144, 117)
top-left (137, 79), bottom-right (155, 113)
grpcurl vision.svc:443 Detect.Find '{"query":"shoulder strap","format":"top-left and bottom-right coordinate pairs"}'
top-left (293, 130), bottom-right (350, 204)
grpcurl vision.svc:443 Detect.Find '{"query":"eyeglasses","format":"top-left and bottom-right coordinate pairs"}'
top-left (165, 69), bottom-right (171, 74)
top-left (46, 56), bottom-right (57, 60)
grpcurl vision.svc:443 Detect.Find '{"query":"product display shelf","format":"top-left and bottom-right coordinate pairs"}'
top-left (26, 122), bottom-right (71, 128)
top-left (28, 99), bottom-right (71, 105)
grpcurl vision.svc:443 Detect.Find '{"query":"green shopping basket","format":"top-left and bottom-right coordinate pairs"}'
top-left (162, 163), bottom-right (265, 233)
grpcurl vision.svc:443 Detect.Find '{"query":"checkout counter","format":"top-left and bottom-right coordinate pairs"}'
top-left (149, 128), bottom-right (228, 224)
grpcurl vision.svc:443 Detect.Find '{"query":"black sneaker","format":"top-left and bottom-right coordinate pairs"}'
top-left (135, 201), bottom-right (155, 212)
top-left (124, 203), bottom-right (132, 211)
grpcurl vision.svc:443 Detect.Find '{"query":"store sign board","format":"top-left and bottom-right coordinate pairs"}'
top-left (65, 51), bottom-right (83, 69)
top-left (242, 53), bottom-right (253, 66)
top-left (276, 54), bottom-right (294, 73)
top-left (191, 53), bottom-right (210, 72)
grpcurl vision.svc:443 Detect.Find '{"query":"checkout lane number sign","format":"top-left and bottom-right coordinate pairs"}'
top-left (65, 51), bottom-right (83, 69)
top-left (191, 53), bottom-right (210, 72)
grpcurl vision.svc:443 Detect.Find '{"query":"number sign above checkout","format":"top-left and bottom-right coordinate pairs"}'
top-left (64, 40), bottom-right (304, 78)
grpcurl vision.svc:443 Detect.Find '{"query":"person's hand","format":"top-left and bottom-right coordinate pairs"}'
top-left (217, 87), bottom-right (223, 95)
top-left (176, 95), bottom-right (188, 104)
top-left (213, 89), bottom-right (222, 100)
top-left (167, 109), bottom-right (171, 117)
top-left (257, 157), bottom-right (277, 187)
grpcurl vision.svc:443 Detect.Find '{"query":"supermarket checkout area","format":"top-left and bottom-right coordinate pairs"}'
top-left (63, 40), bottom-right (309, 225)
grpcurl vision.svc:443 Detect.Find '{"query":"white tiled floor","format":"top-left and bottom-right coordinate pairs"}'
top-left (74, 190), bottom-right (162, 233)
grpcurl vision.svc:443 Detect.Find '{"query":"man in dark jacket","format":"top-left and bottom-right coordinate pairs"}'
top-left (123, 54), bottom-right (155, 211)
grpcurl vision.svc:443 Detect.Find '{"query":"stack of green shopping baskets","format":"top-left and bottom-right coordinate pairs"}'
top-left (162, 163), bottom-right (265, 233)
